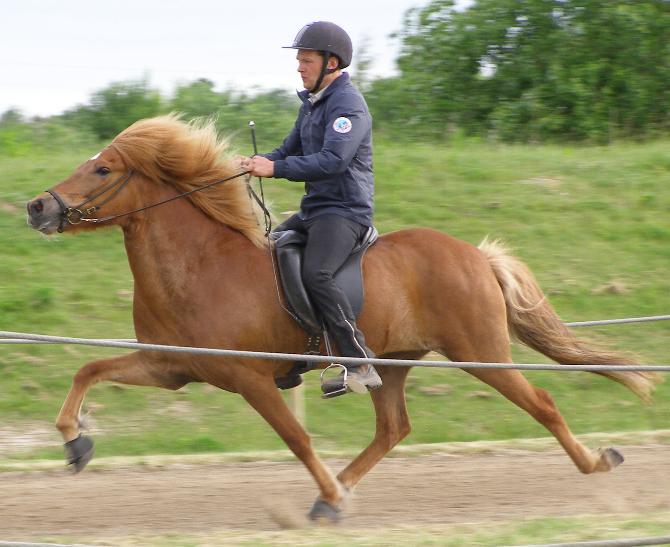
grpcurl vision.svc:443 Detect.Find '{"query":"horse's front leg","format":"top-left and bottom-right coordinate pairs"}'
top-left (234, 366), bottom-right (346, 522)
top-left (56, 351), bottom-right (188, 471)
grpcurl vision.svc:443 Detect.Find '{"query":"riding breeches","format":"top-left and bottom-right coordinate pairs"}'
top-left (274, 213), bottom-right (372, 360)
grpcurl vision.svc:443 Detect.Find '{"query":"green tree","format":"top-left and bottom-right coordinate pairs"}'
top-left (170, 79), bottom-right (230, 119)
top-left (394, 0), bottom-right (670, 142)
top-left (79, 78), bottom-right (164, 140)
top-left (0, 109), bottom-right (25, 126)
top-left (351, 36), bottom-right (374, 93)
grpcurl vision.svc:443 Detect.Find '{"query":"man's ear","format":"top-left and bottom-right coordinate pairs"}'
top-left (328, 56), bottom-right (340, 70)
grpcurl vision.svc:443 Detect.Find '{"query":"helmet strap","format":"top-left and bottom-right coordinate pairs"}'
top-left (310, 52), bottom-right (336, 93)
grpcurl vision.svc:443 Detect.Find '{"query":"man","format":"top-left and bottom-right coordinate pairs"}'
top-left (241, 21), bottom-right (382, 397)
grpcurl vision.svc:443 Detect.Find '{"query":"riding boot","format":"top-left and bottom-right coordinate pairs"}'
top-left (321, 359), bottom-right (383, 398)
top-left (320, 309), bottom-right (382, 398)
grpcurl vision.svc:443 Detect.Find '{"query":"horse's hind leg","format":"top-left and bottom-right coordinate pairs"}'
top-left (235, 368), bottom-right (345, 520)
top-left (337, 360), bottom-right (415, 490)
top-left (455, 347), bottom-right (623, 474)
top-left (56, 351), bottom-right (188, 469)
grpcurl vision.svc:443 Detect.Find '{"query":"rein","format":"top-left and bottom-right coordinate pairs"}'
top-left (46, 170), bottom-right (251, 233)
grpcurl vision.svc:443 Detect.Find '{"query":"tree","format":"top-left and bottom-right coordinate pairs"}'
top-left (170, 79), bottom-right (229, 119)
top-left (82, 78), bottom-right (164, 140)
top-left (393, 0), bottom-right (670, 141)
top-left (351, 36), bottom-right (375, 93)
top-left (0, 108), bottom-right (25, 126)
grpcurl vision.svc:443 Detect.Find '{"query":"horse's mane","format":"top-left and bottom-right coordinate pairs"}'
top-left (111, 114), bottom-right (267, 248)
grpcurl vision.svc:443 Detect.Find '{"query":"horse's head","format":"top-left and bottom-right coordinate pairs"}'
top-left (27, 114), bottom-right (268, 247)
top-left (27, 145), bottom-right (136, 234)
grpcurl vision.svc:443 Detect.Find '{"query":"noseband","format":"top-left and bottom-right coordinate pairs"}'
top-left (46, 170), bottom-right (135, 233)
top-left (46, 170), bottom-right (252, 233)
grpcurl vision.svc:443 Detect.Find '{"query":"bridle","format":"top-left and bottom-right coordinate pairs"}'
top-left (45, 169), bottom-right (252, 233)
top-left (46, 170), bottom-right (134, 233)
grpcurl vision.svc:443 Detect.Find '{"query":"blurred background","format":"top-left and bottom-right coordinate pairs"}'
top-left (1, 1), bottom-right (669, 545)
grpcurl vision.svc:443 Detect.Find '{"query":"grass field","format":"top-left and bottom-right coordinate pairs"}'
top-left (0, 136), bottom-right (668, 462)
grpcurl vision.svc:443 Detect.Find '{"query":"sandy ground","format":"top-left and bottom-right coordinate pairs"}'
top-left (1, 444), bottom-right (669, 544)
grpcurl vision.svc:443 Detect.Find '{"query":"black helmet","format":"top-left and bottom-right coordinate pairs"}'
top-left (284, 21), bottom-right (353, 69)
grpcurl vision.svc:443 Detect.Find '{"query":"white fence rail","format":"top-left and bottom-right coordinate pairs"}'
top-left (1, 329), bottom-right (669, 372)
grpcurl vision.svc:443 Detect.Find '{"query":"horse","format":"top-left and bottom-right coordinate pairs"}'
top-left (26, 114), bottom-right (659, 521)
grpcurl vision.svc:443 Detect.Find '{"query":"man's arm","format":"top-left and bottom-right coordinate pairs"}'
top-left (274, 100), bottom-right (370, 182)
top-left (261, 117), bottom-right (302, 162)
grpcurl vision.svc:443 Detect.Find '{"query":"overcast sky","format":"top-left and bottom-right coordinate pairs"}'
top-left (1, 0), bottom-right (476, 117)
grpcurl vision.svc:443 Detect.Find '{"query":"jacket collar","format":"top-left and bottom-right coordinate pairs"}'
top-left (298, 72), bottom-right (349, 104)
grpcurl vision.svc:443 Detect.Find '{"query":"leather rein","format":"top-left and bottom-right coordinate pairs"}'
top-left (46, 169), bottom-right (251, 233)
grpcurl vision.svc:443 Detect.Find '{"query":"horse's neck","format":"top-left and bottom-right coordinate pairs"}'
top-left (122, 196), bottom-right (254, 309)
top-left (121, 193), bottom-right (287, 353)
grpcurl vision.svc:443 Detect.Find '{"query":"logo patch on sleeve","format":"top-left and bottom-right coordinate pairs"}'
top-left (333, 117), bottom-right (353, 134)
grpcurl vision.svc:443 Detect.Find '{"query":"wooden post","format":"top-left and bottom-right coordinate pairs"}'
top-left (288, 380), bottom-right (306, 427)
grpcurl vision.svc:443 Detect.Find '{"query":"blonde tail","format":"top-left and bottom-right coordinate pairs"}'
top-left (479, 237), bottom-right (661, 403)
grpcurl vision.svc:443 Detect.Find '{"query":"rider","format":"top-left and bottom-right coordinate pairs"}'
top-left (241, 21), bottom-right (382, 397)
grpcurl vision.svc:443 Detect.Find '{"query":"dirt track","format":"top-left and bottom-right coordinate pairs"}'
top-left (1, 445), bottom-right (669, 543)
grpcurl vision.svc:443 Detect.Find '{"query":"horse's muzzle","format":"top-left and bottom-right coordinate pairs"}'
top-left (26, 194), bottom-right (63, 234)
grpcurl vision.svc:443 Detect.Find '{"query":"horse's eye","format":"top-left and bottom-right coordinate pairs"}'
top-left (96, 166), bottom-right (111, 176)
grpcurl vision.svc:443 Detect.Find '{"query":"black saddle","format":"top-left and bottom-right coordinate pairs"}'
top-left (271, 225), bottom-right (379, 336)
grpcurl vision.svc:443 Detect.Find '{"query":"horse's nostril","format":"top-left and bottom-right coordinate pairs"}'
top-left (29, 199), bottom-right (44, 215)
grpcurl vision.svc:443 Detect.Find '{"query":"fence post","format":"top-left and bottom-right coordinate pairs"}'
top-left (288, 381), bottom-right (306, 427)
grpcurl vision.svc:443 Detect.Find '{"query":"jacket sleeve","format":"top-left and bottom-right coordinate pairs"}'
top-left (261, 116), bottom-right (303, 161)
top-left (273, 95), bottom-right (370, 182)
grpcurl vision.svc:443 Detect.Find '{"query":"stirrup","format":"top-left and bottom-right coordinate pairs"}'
top-left (320, 363), bottom-right (348, 399)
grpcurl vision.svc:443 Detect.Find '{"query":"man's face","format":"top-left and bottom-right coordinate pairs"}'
top-left (296, 49), bottom-right (324, 91)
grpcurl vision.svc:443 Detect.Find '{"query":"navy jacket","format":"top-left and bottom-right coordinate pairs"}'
top-left (263, 73), bottom-right (374, 227)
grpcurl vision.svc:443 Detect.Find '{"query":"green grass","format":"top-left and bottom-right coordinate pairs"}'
top-left (1, 137), bottom-right (668, 461)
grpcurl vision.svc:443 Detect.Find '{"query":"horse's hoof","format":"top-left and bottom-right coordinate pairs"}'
top-left (64, 435), bottom-right (95, 473)
top-left (308, 497), bottom-right (341, 524)
top-left (601, 447), bottom-right (624, 467)
top-left (596, 447), bottom-right (624, 472)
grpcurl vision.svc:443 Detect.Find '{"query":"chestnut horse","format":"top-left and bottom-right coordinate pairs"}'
top-left (26, 115), bottom-right (658, 521)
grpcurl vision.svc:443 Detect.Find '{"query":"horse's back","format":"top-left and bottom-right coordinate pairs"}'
top-left (360, 227), bottom-right (507, 353)
top-left (366, 227), bottom-right (493, 288)
top-left (373, 226), bottom-right (478, 257)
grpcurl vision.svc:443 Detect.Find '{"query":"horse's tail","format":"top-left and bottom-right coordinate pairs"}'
top-left (478, 237), bottom-right (661, 403)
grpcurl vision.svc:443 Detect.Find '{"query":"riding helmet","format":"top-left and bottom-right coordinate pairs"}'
top-left (284, 21), bottom-right (353, 69)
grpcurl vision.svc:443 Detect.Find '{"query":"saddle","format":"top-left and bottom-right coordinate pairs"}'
top-left (271, 225), bottom-right (378, 388)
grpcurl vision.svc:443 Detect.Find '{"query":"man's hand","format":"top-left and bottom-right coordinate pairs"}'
top-left (239, 155), bottom-right (274, 178)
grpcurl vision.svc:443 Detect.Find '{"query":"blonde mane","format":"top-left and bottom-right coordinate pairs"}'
top-left (111, 114), bottom-right (268, 248)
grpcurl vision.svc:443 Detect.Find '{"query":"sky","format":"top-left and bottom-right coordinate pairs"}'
top-left (0, 0), bottom-right (461, 117)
